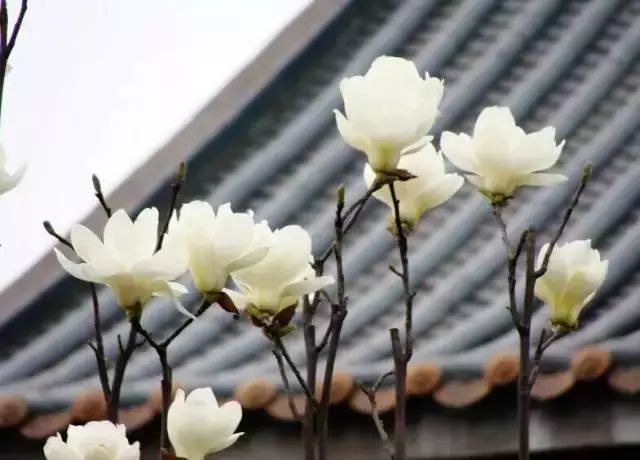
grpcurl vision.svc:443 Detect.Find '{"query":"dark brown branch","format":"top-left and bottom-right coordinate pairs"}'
top-left (161, 298), bottom-right (211, 348)
top-left (356, 379), bottom-right (395, 459)
top-left (108, 319), bottom-right (138, 423)
top-left (314, 181), bottom-right (384, 268)
top-left (91, 174), bottom-right (112, 217)
top-left (43, 221), bottom-right (73, 249)
top-left (388, 182), bottom-right (414, 362)
top-left (90, 283), bottom-right (110, 401)
top-left (317, 184), bottom-right (348, 460)
top-left (390, 328), bottom-right (406, 460)
top-left (133, 297), bottom-right (210, 456)
top-left (270, 333), bottom-right (317, 408)
top-left (517, 228), bottom-right (536, 460)
top-left (4, 0), bottom-right (26, 56)
top-left (272, 348), bottom-right (302, 422)
top-left (302, 296), bottom-right (317, 460)
top-left (491, 206), bottom-right (528, 332)
top-left (536, 164), bottom-right (591, 278)
top-left (156, 162), bottom-right (185, 251)
top-left (529, 328), bottom-right (563, 388)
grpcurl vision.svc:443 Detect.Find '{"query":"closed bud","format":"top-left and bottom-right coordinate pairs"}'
top-left (535, 240), bottom-right (608, 331)
top-left (168, 388), bottom-right (242, 460)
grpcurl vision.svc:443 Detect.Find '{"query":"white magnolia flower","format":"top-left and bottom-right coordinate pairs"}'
top-left (335, 55), bottom-right (444, 173)
top-left (229, 225), bottom-right (334, 315)
top-left (441, 106), bottom-right (566, 202)
top-left (170, 201), bottom-right (270, 295)
top-left (44, 420), bottom-right (140, 460)
top-left (55, 208), bottom-right (188, 317)
top-left (0, 142), bottom-right (26, 195)
top-left (168, 388), bottom-right (242, 460)
top-left (364, 142), bottom-right (463, 231)
top-left (535, 240), bottom-right (608, 330)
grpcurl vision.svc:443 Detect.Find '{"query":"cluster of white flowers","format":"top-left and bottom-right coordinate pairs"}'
top-left (337, 55), bottom-right (607, 329)
top-left (44, 388), bottom-right (242, 460)
top-left (55, 200), bottom-right (333, 320)
top-left (40, 54), bottom-right (609, 457)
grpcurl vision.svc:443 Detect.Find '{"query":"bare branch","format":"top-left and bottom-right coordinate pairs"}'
top-left (90, 283), bottom-right (110, 401)
top-left (157, 162), bottom-right (186, 251)
top-left (536, 164), bottom-right (591, 278)
top-left (272, 348), bottom-right (301, 422)
top-left (43, 221), bottom-right (73, 249)
top-left (356, 380), bottom-right (395, 459)
top-left (5, 0), bottom-right (26, 56)
top-left (92, 174), bottom-right (112, 217)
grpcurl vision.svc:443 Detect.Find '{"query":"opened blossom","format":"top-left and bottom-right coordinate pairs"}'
top-left (364, 142), bottom-right (463, 232)
top-left (441, 106), bottom-right (566, 203)
top-left (55, 208), bottom-right (188, 317)
top-left (535, 240), bottom-right (608, 330)
top-left (335, 55), bottom-right (444, 173)
top-left (229, 225), bottom-right (334, 315)
top-left (43, 420), bottom-right (140, 460)
top-left (168, 387), bottom-right (242, 460)
top-left (170, 201), bottom-right (270, 296)
top-left (0, 142), bottom-right (26, 196)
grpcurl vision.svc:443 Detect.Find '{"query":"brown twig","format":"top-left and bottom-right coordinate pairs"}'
top-left (270, 332), bottom-right (318, 408)
top-left (529, 328), bottom-right (563, 388)
top-left (156, 162), bottom-right (186, 251)
top-left (43, 221), bottom-right (72, 249)
top-left (161, 298), bottom-right (211, 348)
top-left (388, 182), bottom-right (414, 460)
top-left (492, 207), bottom-right (527, 332)
top-left (134, 298), bottom-right (211, 456)
top-left (536, 164), bottom-right (591, 278)
top-left (107, 319), bottom-right (138, 423)
top-left (356, 377), bottom-right (395, 459)
top-left (43, 221), bottom-right (111, 403)
top-left (4, 0), bottom-right (26, 56)
top-left (390, 328), bottom-right (406, 460)
top-left (90, 283), bottom-right (110, 401)
top-left (0, 0), bottom-right (27, 124)
top-left (317, 184), bottom-right (348, 460)
top-left (92, 174), bottom-right (112, 218)
top-left (302, 296), bottom-right (317, 460)
top-left (272, 347), bottom-right (302, 422)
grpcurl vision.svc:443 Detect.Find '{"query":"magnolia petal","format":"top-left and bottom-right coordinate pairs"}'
top-left (185, 387), bottom-right (219, 408)
top-left (54, 248), bottom-right (102, 283)
top-left (119, 442), bottom-right (141, 460)
top-left (281, 275), bottom-right (335, 299)
top-left (132, 207), bottom-right (159, 259)
top-left (103, 209), bottom-right (144, 267)
top-left (334, 109), bottom-right (371, 155)
top-left (226, 245), bottom-right (269, 273)
top-left (440, 132), bottom-right (476, 173)
top-left (520, 173), bottom-right (567, 187)
top-left (0, 162), bottom-right (26, 194)
top-left (208, 432), bottom-right (243, 455)
top-left (43, 434), bottom-right (82, 460)
top-left (416, 173), bottom-right (464, 213)
top-left (70, 225), bottom-right (122, 276)
top-left (465, 174), bottom-right (487, 190)
top-left (513, 127), bottom-right (563, 173)
top-left (152, 280), bottom-right (194, 319)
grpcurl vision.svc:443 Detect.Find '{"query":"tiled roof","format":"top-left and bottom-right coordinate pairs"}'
top-left (1, 0), bottom-right (640, 443)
